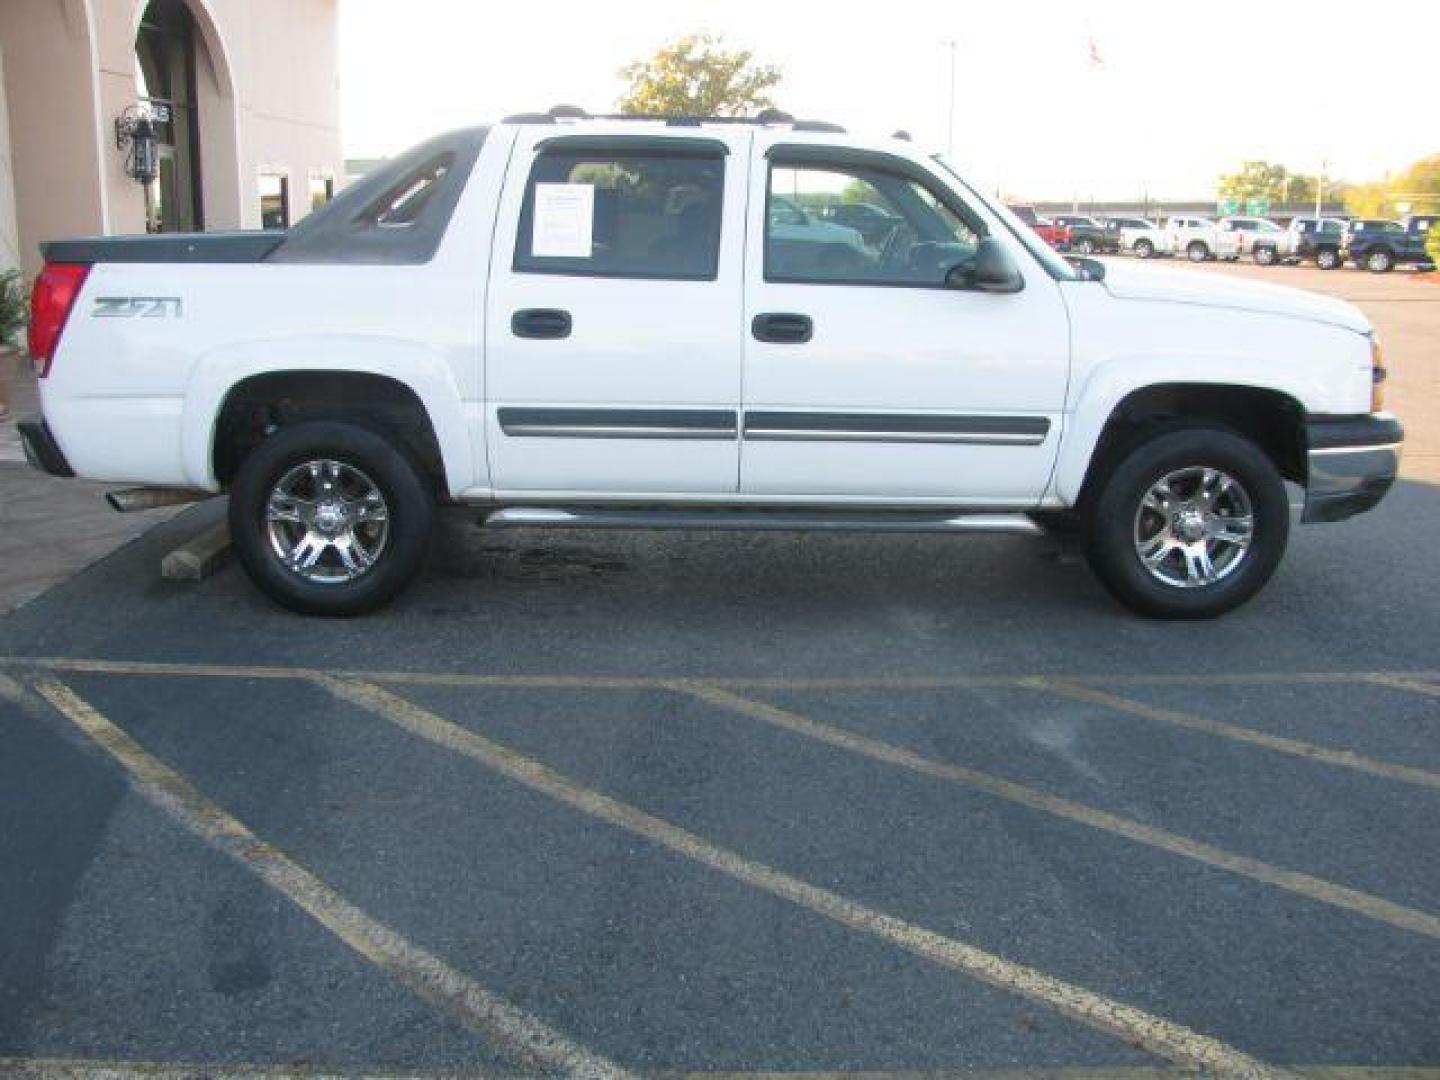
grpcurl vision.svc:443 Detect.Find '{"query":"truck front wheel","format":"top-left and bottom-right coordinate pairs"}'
top-left (1366, 249), bottom-right (1394, 273)
top-left (1253, 245), bottom-right (1277, 266)
top-left (229, 421), bottom-right (434, 615)
top-left (1186, 241), bottom-right (1209, 262)
top-left (1315, 247), bottom-right (1340, 270)
top-left (1083, 427), bottom-right (1289, 619)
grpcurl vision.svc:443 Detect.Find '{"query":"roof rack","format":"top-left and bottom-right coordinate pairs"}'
top-left (501, 104), bottom-right (846, 134)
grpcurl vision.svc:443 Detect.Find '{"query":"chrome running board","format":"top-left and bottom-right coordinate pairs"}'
top-left (483, 507), bottom-right (1044, 536)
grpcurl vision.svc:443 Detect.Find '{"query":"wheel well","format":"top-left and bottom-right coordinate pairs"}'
top-left (213, 371), bottom-right (446, 492)
top-left (1079, 384), bottom-right (1306, 507)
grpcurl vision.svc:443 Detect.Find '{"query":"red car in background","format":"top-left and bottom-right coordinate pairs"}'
top-left (1007, 205), bottom-right (1072, 250)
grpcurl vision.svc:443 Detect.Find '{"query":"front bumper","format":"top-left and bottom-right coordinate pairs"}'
top-left (17, 418), bottom-right (74, 478)
top-left (1302, 413), bottom-right (1402, 523)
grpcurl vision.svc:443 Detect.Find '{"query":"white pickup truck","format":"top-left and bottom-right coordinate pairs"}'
top-left (21, 110), bottom-right (1401, 618)
top-left (1164, 215), bottom-right (1243, 263)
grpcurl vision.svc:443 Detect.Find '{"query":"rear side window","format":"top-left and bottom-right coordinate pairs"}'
top-left (514, 148), bottom-right (725, 280)
top-left (363, 154), bottom-right (454, 226)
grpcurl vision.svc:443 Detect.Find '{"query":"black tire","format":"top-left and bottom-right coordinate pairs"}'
top-left (1253, 245), bottom-right (1277, 266)
top-left (1186, 241), bottom-right (1209, 262)
top-left (1366, 248), bottom-right (1394, 273)
top-left (1075, 237), bottom-right (1095, 254)
top-left (229, 421), bottom-right (434, 615)
top-left (1134, 238), bottom-right (1155, 259)
top-left (1315, 247), bottom-right (1340, 270)
top-left (1083, 427), bottom-right (1289, 619)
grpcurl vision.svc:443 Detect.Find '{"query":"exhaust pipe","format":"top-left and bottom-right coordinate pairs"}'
top-left (106, 487), bottom-right (212, 513)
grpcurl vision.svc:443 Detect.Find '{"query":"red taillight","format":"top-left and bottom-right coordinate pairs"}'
top-left (28, 262), bottom-right (90, 377)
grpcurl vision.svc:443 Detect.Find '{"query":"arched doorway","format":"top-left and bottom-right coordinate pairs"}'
top-left (135, 0), bottom-right (204, 232)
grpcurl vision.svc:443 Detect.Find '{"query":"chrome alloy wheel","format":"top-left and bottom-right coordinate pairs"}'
top-left (265, 459), bottom-right (390, 583)
top-left (1133, 466), bottom-right (1254, 588)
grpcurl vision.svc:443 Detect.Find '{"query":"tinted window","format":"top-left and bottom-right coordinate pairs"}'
top-left (514, 149), bottom-right (724, 280)
top-left (766, 162), bottom-right (983, 287)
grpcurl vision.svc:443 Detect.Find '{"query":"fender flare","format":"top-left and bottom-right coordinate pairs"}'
top-left (1052, 356), bottom-right (1319, 505)
top-left (180, 334), bottom-right (480, 497)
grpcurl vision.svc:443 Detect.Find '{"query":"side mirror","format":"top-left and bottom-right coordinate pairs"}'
top-left (950, 237), bottom-right (1024, 293)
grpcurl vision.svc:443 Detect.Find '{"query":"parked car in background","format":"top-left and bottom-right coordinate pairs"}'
top-left (768, 196), bottom-right (869, 260)
top-left (1165, 215), bottom-right (1242, 262)
top-left (1288, 217), bottom-right (1348, 269)
top-left (1342, 216), bottom-right (1437, 272)
top-left (1008, 205), bottom-right (1072, 250)
top-left (817, 201), bottom-right (900, 246)
top-left (1052, 215), bottom-right (1121, 255)
top-left (1219, 217), bottom-right (1294, 266)
top-left (1102, 216), bottom-right (1171, 259)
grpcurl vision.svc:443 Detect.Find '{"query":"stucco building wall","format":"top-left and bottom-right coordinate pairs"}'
top-left (0, 0), bottom-right (341, 275)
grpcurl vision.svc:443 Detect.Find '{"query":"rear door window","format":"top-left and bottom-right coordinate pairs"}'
top-left (514, 147), bottom-right (725, 280)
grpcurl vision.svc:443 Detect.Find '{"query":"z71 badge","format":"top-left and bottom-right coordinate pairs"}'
top-left (93, 296), bottom-right (183, 318)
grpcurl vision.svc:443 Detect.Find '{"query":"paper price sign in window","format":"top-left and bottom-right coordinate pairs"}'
top-left (532, 183), bottom-right (595, 258)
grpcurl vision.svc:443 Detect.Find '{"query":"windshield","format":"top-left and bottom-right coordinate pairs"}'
top-left (933, 156), bottom-right (1080, 281)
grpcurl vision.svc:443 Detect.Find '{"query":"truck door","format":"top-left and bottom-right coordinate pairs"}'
top-left (740, 141), bottom-right (1069, 503)
top-left (485, 128), bottom-right (749, 494)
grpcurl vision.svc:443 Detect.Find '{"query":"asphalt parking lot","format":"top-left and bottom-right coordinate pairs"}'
top-left (1, 262), bottom-right (1438, 1078)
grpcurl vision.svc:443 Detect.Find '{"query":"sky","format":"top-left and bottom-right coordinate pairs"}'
top-left (339, 0), bottom-right (1439, 202)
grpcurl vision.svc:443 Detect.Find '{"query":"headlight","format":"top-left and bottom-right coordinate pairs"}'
top-left (1371, 335), bottom-right (1388, 413)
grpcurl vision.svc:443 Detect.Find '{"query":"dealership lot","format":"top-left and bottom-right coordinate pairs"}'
top-left (1, 263), bottom-right (1438, 1077)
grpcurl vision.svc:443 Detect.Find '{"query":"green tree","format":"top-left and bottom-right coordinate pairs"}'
top-left (1344, 180), bottom-right (1391, 218)
top-left (1390, 152), bottom-right (1440, 213)
top-left (617, 33), bottom-right (781, 117)
top-left (1217, 160), bottom-right (1316, 206)
top-left (1343, 152), bottom-right (1440, 218)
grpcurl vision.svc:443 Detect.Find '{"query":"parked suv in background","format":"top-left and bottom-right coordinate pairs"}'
top-left (1008, 205), bottom-right (1072, 250)
top-left (1342, 217), bottom-right (1437, 272)
top-left (1103, 216), bottom-right (1170, 258)
top-left (1288, 217), bottom-right (1348, 269)
top-left (1052, 215), bottom-right (1121, 255)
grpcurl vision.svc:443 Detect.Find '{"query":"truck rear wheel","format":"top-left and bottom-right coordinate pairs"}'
top-left (1253, 245), bottom-right (1277, 266)
top-left (1366, 249), bottom-right (1394, 273)
top-left (1186, 241), bottom-right (1209, 262)
top-left (1133, 238), bottom-right (1155, 259)
top-left (1083, 427), bottom-right (1289, 619)
top-left (229, 421), bottom-right (433, 615)
top-left (1315, 247), bottom-right (1340, 270)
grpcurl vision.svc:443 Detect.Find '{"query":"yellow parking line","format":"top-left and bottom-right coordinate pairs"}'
top-left (27, 678), bottom-right (631, 1080)
top-left (1, 654), bottom-right (1437, 693)
top-left (1364, 674), bottom-right (1440, 700)
top-left (670, 1072), bottom-right (1440, 1080)
top-left (673, 683), bottom-right (1440, 942)
top-left (318, 675), bottom-right (1296, 1080)
top-left (6, 1064), bottom-right (1440, 1080)
top-left (1031, 680), bottom-right (1440, 793)
top-left (4, 1066), bottom-right (1440, 1080)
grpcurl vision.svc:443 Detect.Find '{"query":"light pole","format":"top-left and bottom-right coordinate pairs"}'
top-left (1316, 158), bottom-right (1328, 218)
top-left (943, 39), bottom-right (957, 158)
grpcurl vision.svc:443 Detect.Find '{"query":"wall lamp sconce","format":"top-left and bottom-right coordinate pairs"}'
top-left (115, 104), bottom-right (166, 185)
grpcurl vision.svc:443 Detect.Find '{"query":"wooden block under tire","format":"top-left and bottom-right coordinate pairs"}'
top-left (161, 523), bottom-right (232, 581)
